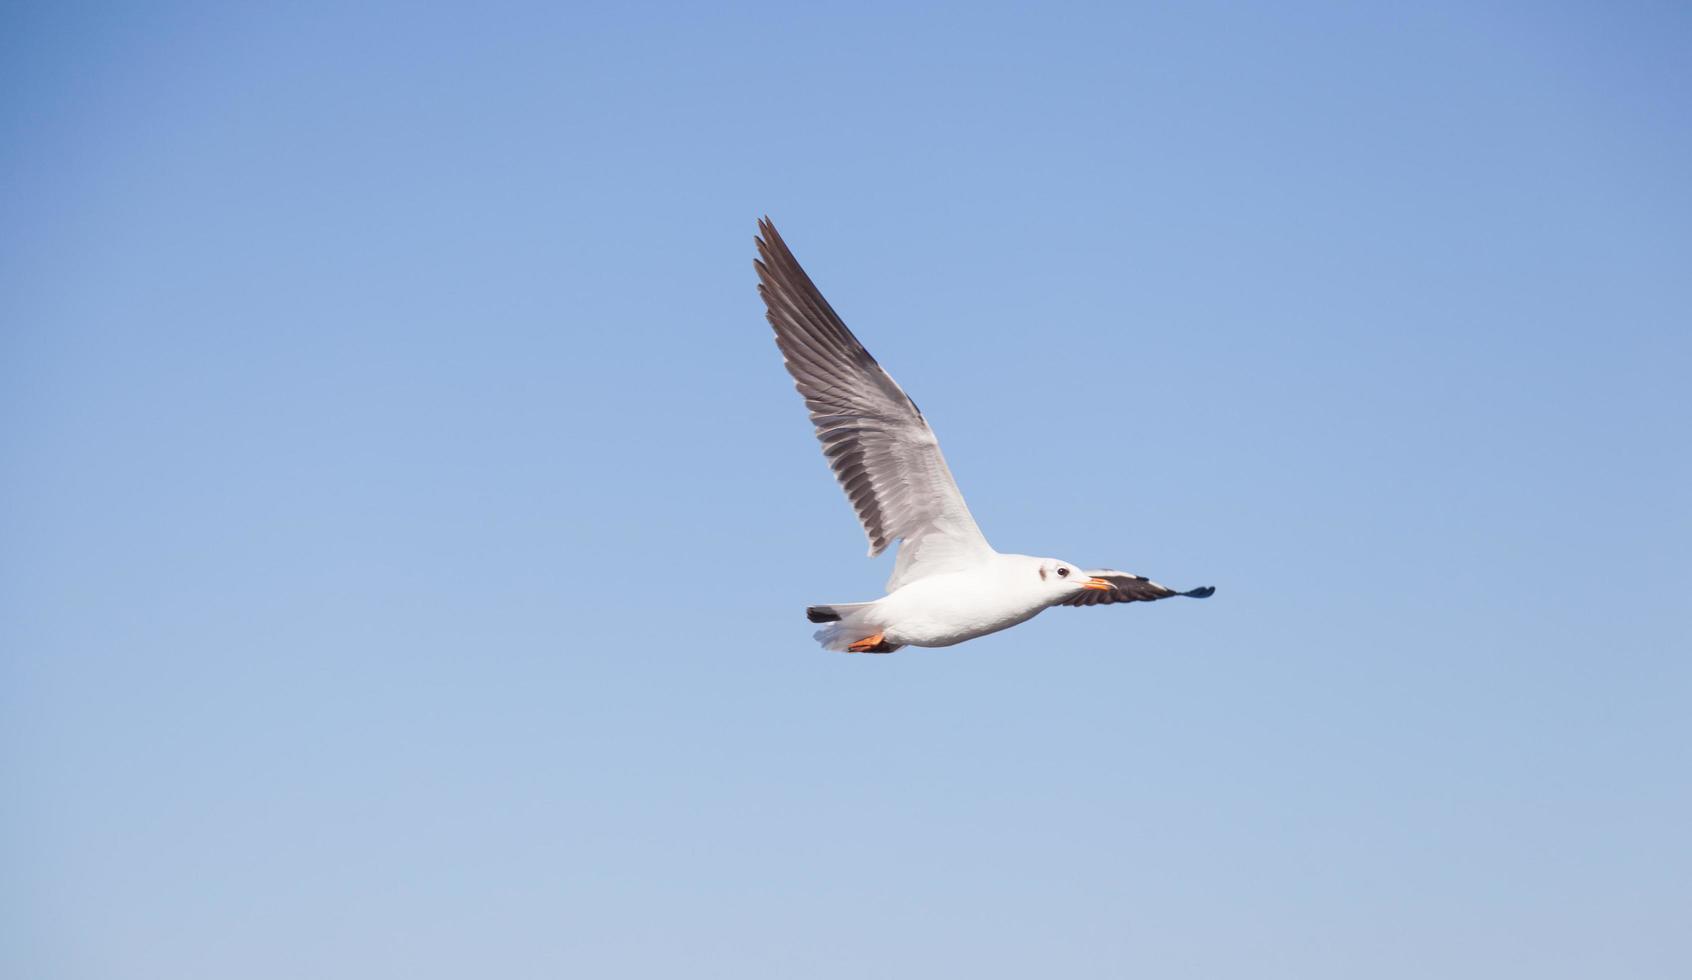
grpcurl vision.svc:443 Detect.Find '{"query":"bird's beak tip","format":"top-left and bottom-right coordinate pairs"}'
top-left (1082, 577), bottom-right (1112, 591)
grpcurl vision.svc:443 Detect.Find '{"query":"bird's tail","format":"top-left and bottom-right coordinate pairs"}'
top-left (805, 602), bottom-right (896, 652)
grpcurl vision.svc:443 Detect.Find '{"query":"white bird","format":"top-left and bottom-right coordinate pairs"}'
top-left (756, 218), bottom-right (1213, 653)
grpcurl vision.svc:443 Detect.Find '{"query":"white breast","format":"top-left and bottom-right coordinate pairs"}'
top-left (877, 557), bottom-right (1052, 648)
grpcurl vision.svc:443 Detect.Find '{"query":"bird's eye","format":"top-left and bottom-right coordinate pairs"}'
top-left (1057, 567), bottom-right (1070, 578)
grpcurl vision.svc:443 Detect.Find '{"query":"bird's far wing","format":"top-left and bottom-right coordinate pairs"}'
top-left (1058, 570), bottom-right (1216, 607)
top-left (755, 218), bottom-right (994, 591)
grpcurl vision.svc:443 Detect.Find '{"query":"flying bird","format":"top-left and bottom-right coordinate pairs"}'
top-left (755, 218), bottom-right (1213, 653)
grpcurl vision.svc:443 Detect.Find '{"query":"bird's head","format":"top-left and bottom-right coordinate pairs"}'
top-left (1033, 557), bottom-right (1114, 597)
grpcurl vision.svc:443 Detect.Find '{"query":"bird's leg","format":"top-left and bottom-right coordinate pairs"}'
top-left (848, 632), bottom-right (895, 653)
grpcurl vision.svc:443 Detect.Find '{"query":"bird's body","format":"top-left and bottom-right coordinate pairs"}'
top-left (815, 555), bottom-right (1064, 651)
top-left (755, 219), bottom-right (1212, 653)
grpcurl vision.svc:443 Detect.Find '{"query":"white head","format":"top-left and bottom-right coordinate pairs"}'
top-left (1030, 556), bottom-right (1112, 599)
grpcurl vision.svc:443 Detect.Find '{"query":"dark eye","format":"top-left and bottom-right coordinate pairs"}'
top-left (1057, 567), bottom-right (1069, 578)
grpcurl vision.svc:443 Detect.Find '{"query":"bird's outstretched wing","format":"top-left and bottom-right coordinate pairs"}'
top-left (1059, 571), bottom-right (1216, 607)
top-left (755, 218), bottom-right (994, 591)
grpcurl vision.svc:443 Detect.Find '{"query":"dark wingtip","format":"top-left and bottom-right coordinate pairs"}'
top-left (806, 606), bottom-right (841, 623)
top-left (1181, 586), bottom-right (1216, 599)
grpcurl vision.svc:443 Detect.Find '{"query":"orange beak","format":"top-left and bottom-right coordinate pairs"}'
top-left (1082, 577), bottom-right (1113, 591)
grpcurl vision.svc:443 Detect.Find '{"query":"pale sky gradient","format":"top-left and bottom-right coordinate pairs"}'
top-left (3, 2), bottom-right (1689, 978)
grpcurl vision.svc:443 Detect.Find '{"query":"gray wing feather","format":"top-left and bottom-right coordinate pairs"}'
top-left (1058, 570), bottom-right (1216, 607)
top-left (755, 218), bottom-right (993, 588)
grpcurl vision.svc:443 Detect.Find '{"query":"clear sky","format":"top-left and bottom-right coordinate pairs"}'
top-left (3, 2), bottom-right (1688, 977)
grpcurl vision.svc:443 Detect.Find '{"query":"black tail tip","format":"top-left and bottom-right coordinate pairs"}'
top-left (806, 606), bottom-right (841, 623)
top-left (1182, 586), bottom-right (1216, 599)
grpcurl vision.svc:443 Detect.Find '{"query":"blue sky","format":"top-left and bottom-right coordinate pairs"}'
top-left (3, 2), bottom-right (1688, 977)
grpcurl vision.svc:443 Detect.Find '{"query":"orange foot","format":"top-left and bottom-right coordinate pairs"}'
top-left (847, 632), bottom-right (902, 654)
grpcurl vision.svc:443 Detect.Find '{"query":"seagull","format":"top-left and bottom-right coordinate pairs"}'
top-left (755, 218), bottom-right (1213, 653)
